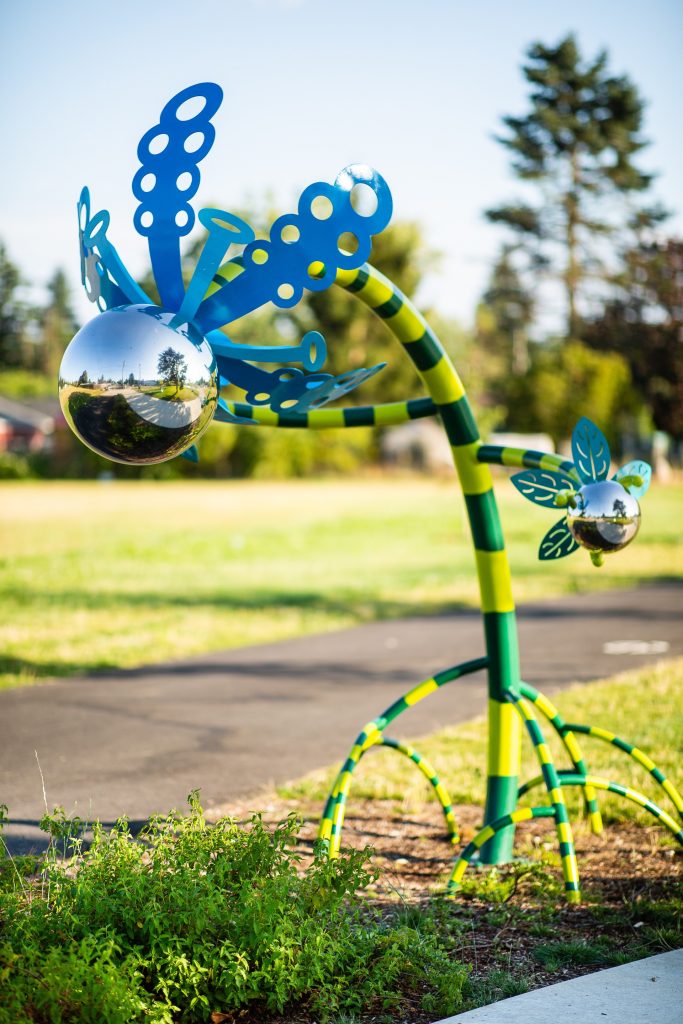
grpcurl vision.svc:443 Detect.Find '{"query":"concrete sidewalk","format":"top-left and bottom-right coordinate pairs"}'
top-left (436, 949), bottom-right (683, 1023)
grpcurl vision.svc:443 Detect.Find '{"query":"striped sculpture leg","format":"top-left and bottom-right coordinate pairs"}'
top-left (519, 774), bottom-right (683, 846)
top-left (320, 734), bottom-right (458, 859)
top-left (563, 724), bottom-right (683, 821)
top-left (376, 738), bottom-right (459, 842)
top-left (319, 658), bottom-right (488, 856)
top-left (505, 690), bottom-right (581, 902)
top-left (448, 807), bottom-right (556, 893)
top-left (519, 682), bottom-right (603, 834)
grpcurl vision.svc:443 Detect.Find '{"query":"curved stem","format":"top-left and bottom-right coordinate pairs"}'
top-left (505, 691), bottom-right (581, 902)
top-left (564, 724), bottom-right (683, 822)
top-left (519, 682), bottom-right (602, 834)
top-left (332, 264), bottom-right (522, 863)
top-left (477, 444), bottom-right (579, 482)
top-left (223, 395), bottom-right (437, 428)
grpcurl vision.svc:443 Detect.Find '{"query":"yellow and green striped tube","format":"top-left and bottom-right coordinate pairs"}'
top-left (564, 724), bottom-right (683, 821)
top-left (519, 682), bottom-right (602, 834)
top-left (332, 264), bottom-right (522, 863)
top-left (505, 690), bottom-right (581, 901)
top-left (321, 659), bottom-right (485, 851)
top-left (319, 657), bottom-right (486, 856)
top-left (521, 773), bottom-right (683, 846)
top-left (476, 444), bottom-right (580, 482)
top-left (448, 806), bottom-right (555, 894)
top-left (226, 395), bottom-right (436, 429)
top-left (378, 737), bottom-right (459, 841)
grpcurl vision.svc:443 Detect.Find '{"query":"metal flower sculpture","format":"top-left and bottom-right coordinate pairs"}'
top-left (510, 417), bottom-right (652, 567)
top-left (59, 84), bottom-right (681, 903)
top-left (59, 83), bottom-right (392, 464)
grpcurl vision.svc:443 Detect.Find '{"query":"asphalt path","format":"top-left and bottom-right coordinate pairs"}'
top-left (2, 583), bottom-right (681, 854)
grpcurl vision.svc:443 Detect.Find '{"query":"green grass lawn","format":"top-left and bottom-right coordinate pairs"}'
top-left (1, 477), bottom-right (681, 690)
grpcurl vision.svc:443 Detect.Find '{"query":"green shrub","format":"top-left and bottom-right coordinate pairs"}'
top-left (0, 795), bottom-right (469, 1022)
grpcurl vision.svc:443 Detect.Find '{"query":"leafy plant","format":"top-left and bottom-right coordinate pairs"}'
top-left (0, 794), bottom-right (470, 1022)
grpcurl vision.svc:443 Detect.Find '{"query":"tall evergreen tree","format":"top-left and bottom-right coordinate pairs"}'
top-left (486, 34), bottom-right (662, 338)
top-left (0, 242), bottom-right (28, 369)
top-left (479, 245), bottom-right (534, 376)
top-left (39, 270), bottom-right (79, 378)
top-left (583, 237), bottom-right (683, 440)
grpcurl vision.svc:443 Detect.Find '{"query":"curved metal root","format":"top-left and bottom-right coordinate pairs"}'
top-left (505, 691), bottom-right (581, 901)
top-left (564, 723), bottom-right (683, 822)
top-left (448, 806), bottom-right (556, 894)
top-left (520, 772), bottom-right (683, 845)
top-left (519, 681), bottom-right (602, 834)
top-left (319, 658), bottom-right (488, 856)
top-left (376, 737), bottom-right (459, 842)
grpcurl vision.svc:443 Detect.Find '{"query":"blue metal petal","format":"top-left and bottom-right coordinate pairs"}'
top-left (614, 460), bottom-right (652, 499)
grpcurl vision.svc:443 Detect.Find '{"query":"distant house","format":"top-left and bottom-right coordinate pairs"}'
top-left (0, 396), bottom-right (65, 454)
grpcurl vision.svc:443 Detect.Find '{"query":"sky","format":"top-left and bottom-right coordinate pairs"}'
top-left (1, 0), bottom-right (681, 331)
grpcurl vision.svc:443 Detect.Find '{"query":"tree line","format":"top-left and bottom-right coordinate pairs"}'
top-left (1, 33), bottom-right (680, 478)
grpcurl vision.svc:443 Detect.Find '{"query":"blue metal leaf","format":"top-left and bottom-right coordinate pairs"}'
top-left (132, 83), bottom-right (224, 308)
top-left (613, 460), bottom-right (651, 499)
top-left (511, 469), bottom-right (577, 508)
top-left (538, 517), bottom-right (579, 561)
top-left (571, 417), bottom-right (611, 484)
top-left (195, 163), bottom-right (393, 334)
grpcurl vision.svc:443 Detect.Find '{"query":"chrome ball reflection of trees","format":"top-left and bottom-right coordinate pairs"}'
top-left (566, 480), bottom-right (641, 554)
top-left (58, 305), bottom-right (218, 464)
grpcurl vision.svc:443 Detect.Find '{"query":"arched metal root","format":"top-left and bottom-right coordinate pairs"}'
top-left (319, 658), bottom-right (488, 856)
top-left (375, 737), bottom-right (459, 842)
top-left (448, 806), bottom-right (556, 893)
top-left (519, 681), bottom-right (602, 834)
top-left (519, 773), bottom-right (683, 846)
top-left (319, 732), bottom-right (459, 858)
top-left (505, 691), bottom-right (581, 901)
top-left (563, 723), bottom-right (683, 822)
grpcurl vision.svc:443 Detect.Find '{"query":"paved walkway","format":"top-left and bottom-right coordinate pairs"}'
top-left (436, 948), bottom-right (683, 1023)
top-left (1, 583), bottom-right (681, 853)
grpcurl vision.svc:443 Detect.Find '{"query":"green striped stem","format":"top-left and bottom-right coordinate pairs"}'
top-left (477, 444), bottom-right (580, 482)
top-left (504, 690), bottom-right (581, 901)
top-left (448, 806), bottom-right (556, 893)
top-left (519, 682), bottom-right (602, 834)
top-left (319, 657), bottom-right (487, 855)
top-left (519, 773), bottom-right (683, 846)
top-left (226, 396), bottom-right (437, 428)
top-left (564, 723), bottom-right (683, 821)
top-left (334, 265), bottom-right (521, 863)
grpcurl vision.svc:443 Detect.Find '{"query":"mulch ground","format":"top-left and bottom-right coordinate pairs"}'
top-left (208, 793), bottom-right (682, 1022)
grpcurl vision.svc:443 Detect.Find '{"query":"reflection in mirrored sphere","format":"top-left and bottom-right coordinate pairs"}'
top-left (59, 305), bottom-right (218, 464)
top-left (566, 480), bottom-right (640, 554)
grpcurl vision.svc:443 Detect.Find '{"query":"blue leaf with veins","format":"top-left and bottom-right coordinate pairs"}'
top-left (571, 417), bottom-right (610, 484)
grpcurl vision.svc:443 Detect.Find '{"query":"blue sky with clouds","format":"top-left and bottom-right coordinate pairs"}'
top-left (2, 0), bottom-right (681, 328)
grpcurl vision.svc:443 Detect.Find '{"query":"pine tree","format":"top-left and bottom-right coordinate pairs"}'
top-left (486, 34), bottom-right (662, 338)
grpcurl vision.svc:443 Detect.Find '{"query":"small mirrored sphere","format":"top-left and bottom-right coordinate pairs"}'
top-left (59, 304), bottom-right (218, 464)
top-left (566, 480), bottom-right (640, 554)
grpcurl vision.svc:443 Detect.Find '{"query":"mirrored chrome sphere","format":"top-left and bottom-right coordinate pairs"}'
top-left (59, 305), bottom-right (218, 464)
top-left (566, 480), bottom-right (640, 554)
